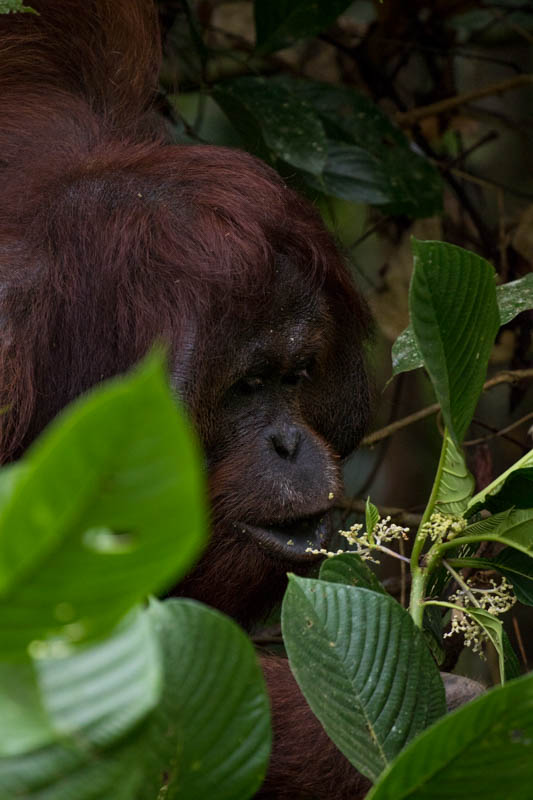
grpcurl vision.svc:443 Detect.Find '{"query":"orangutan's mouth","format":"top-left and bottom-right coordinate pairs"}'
top-left (237, 512), bottom-right (333, 562)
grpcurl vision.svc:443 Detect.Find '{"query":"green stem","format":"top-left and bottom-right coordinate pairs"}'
top-left (409, 567), bottom-right (427, 628)
top-left (376, 544), bottom-right (410, 563)
top-left (442, 560), bottom-right (481, 607)
top-left (433, 534), bottom-right (491, 555)
top-left (410, 431), bottom-right (449, 571)
top-left (423, 599), bottom-right (463, 612)
top-left (408, 430), bottom-right (451, 627)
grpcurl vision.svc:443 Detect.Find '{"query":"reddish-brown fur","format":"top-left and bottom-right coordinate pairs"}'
top-left (0, 2), bottom-right (371, 797)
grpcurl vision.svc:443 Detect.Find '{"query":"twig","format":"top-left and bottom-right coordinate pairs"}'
top-left (512, 616), bottom-right (528, 667)
top-left (362, 368), bottom-right (533, 447)
top-left (464, 411), bottom-right (533, 447)
top-left (445, 130), bottom-right (499, 170)
top-left (396, 74), bottom-right (533, 126)
top-left (443, 560), bottom-right (480, 607)
top-left (362, 402), bottom-right (440, 446)
top-left (376, 544), bottom-right (411, 564)
top-left (450, 166), bottom-right (533, 202)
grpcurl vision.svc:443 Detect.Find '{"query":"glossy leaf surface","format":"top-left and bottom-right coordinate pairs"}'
top-left (282, 577), bottom-right (445, 782)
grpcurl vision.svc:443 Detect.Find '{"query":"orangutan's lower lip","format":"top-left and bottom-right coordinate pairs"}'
top-left (236, 513), bottom-right (333, 562)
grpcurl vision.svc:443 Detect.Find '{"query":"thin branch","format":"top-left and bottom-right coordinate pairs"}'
top-left (450, 166), bottom-right (533, 202)
top-left (396, 74), bottom-right (533, 126)
top-left (444, 130), bottom-right (499, 169)
top-left (362, 368), bottom-right (533, 447)
top-left (464, 411), bottom-right (533, 447)
top-left (362, 402), bottom-right (440, 447)
top-left (376, 544), bottom-right (411, 564)
top-left (443, 560), bottom-right (481, 607)
top-left (512, 616), bottom-right (528, 667)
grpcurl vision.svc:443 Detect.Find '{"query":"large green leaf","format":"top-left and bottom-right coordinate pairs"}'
top-left (319, 552), bottom-right (386, 594)
top-left (409, 240), bottom-right (499, 444)
top-left (0, 353), bottom-right (207, 657)
top-left (467, 449), bottom-right (533, 516)
top-left (254, 0), bottom-right (353, 53)
top-left (212, 77), bottom-right (327, 175)
top-left (304, 141), bottom-right (394, 205)
top-left (0, 611), bottom-right (160, 758)
top-left (0, 727), bottom-right (144, 799)
top-left (282, 577), bottom-right (445, 782)
top-left (457, 509), bottom-right (533, 556)
top-left (0, 662), bottom-right (55, 756)
top-left (392, 271), bottom-right (533, 377)
top-left (366, 672), bottom-right (533, 800)
top-left (434, 431), bottom-right (475, 516)
top-left (37, 610), bottom-right (160, 746)
top-left (278, 79), bottom-right (442, 217)
top-left (140, 599), bottom-right (271, 800)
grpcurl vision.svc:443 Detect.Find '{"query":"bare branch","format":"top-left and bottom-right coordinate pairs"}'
top-left (363, 368), bottom-right (533, 447)
top-left (396, 74), bottom-right (533, 126)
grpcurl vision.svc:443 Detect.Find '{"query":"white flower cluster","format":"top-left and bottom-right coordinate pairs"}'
top-left (305, 517), bottom-right (409, 562)
top-left (444, 610), bottom-right (487, 655)
top-left (449, 576), bottom-right (517, 616)
top-left (420, 511), bottom-right (467, 543)
top-left (444, 576), bottom-right (517, 657)
top-left (340, 517), bottom-right (409, 563)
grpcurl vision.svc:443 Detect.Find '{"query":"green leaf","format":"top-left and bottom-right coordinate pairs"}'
top-left (392, 272), bottom-right (533, 377)
top-left (366, 672), bottom-right (533, 800)
top-left (319, 552), bottom-right (386, 594)
top-left (303, 141), bottom-right (394, 205)
top-left (279, 79), bottom-right (442, 217)
top-left (0, 614), bottom-right (158, 799)
top-left (0, 0), bottom-right (36, 13)
top-left (434, 430), bottom-right (475, 516)
top-left (497, 272), bottom-right (533, 324)
top-left (0, 353), bottom-right (207, 657)
top-left (254, 0), bottom-right (353, 53)
top-left (391, 326), bottom-right (423, 376)
top-left (365, 498), bottom-right (380, 539)
top-left (409, 239), bottom-right (499, 444)
top-left (39, 610), bottom-right (160, 744)
top-left (502, 630), bottom-right (522, 681)
top-left (457, 508), bottom-right (533, 557)
top-left (140, 599), bottom-right (271, 800)
top-left (0, 610), bottom-right (160, 758)
top-left (0, 727), bottom-right (144, 799)
top-left (212, 77), bottom-right (327, 175)
top-left (282, 577), bottom-right (445, 782)
top-left (467, 449), bottom-right (533, 516)
top-left (0, 661), bottom-right (56, 756)
top-left (461, 607), bottom-right (504, 683)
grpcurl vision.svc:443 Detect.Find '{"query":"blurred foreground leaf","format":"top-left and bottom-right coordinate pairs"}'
top-left (0, 353), bottom-right (207, 656)
top-left (140, 599), bottom-right (271, 800)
